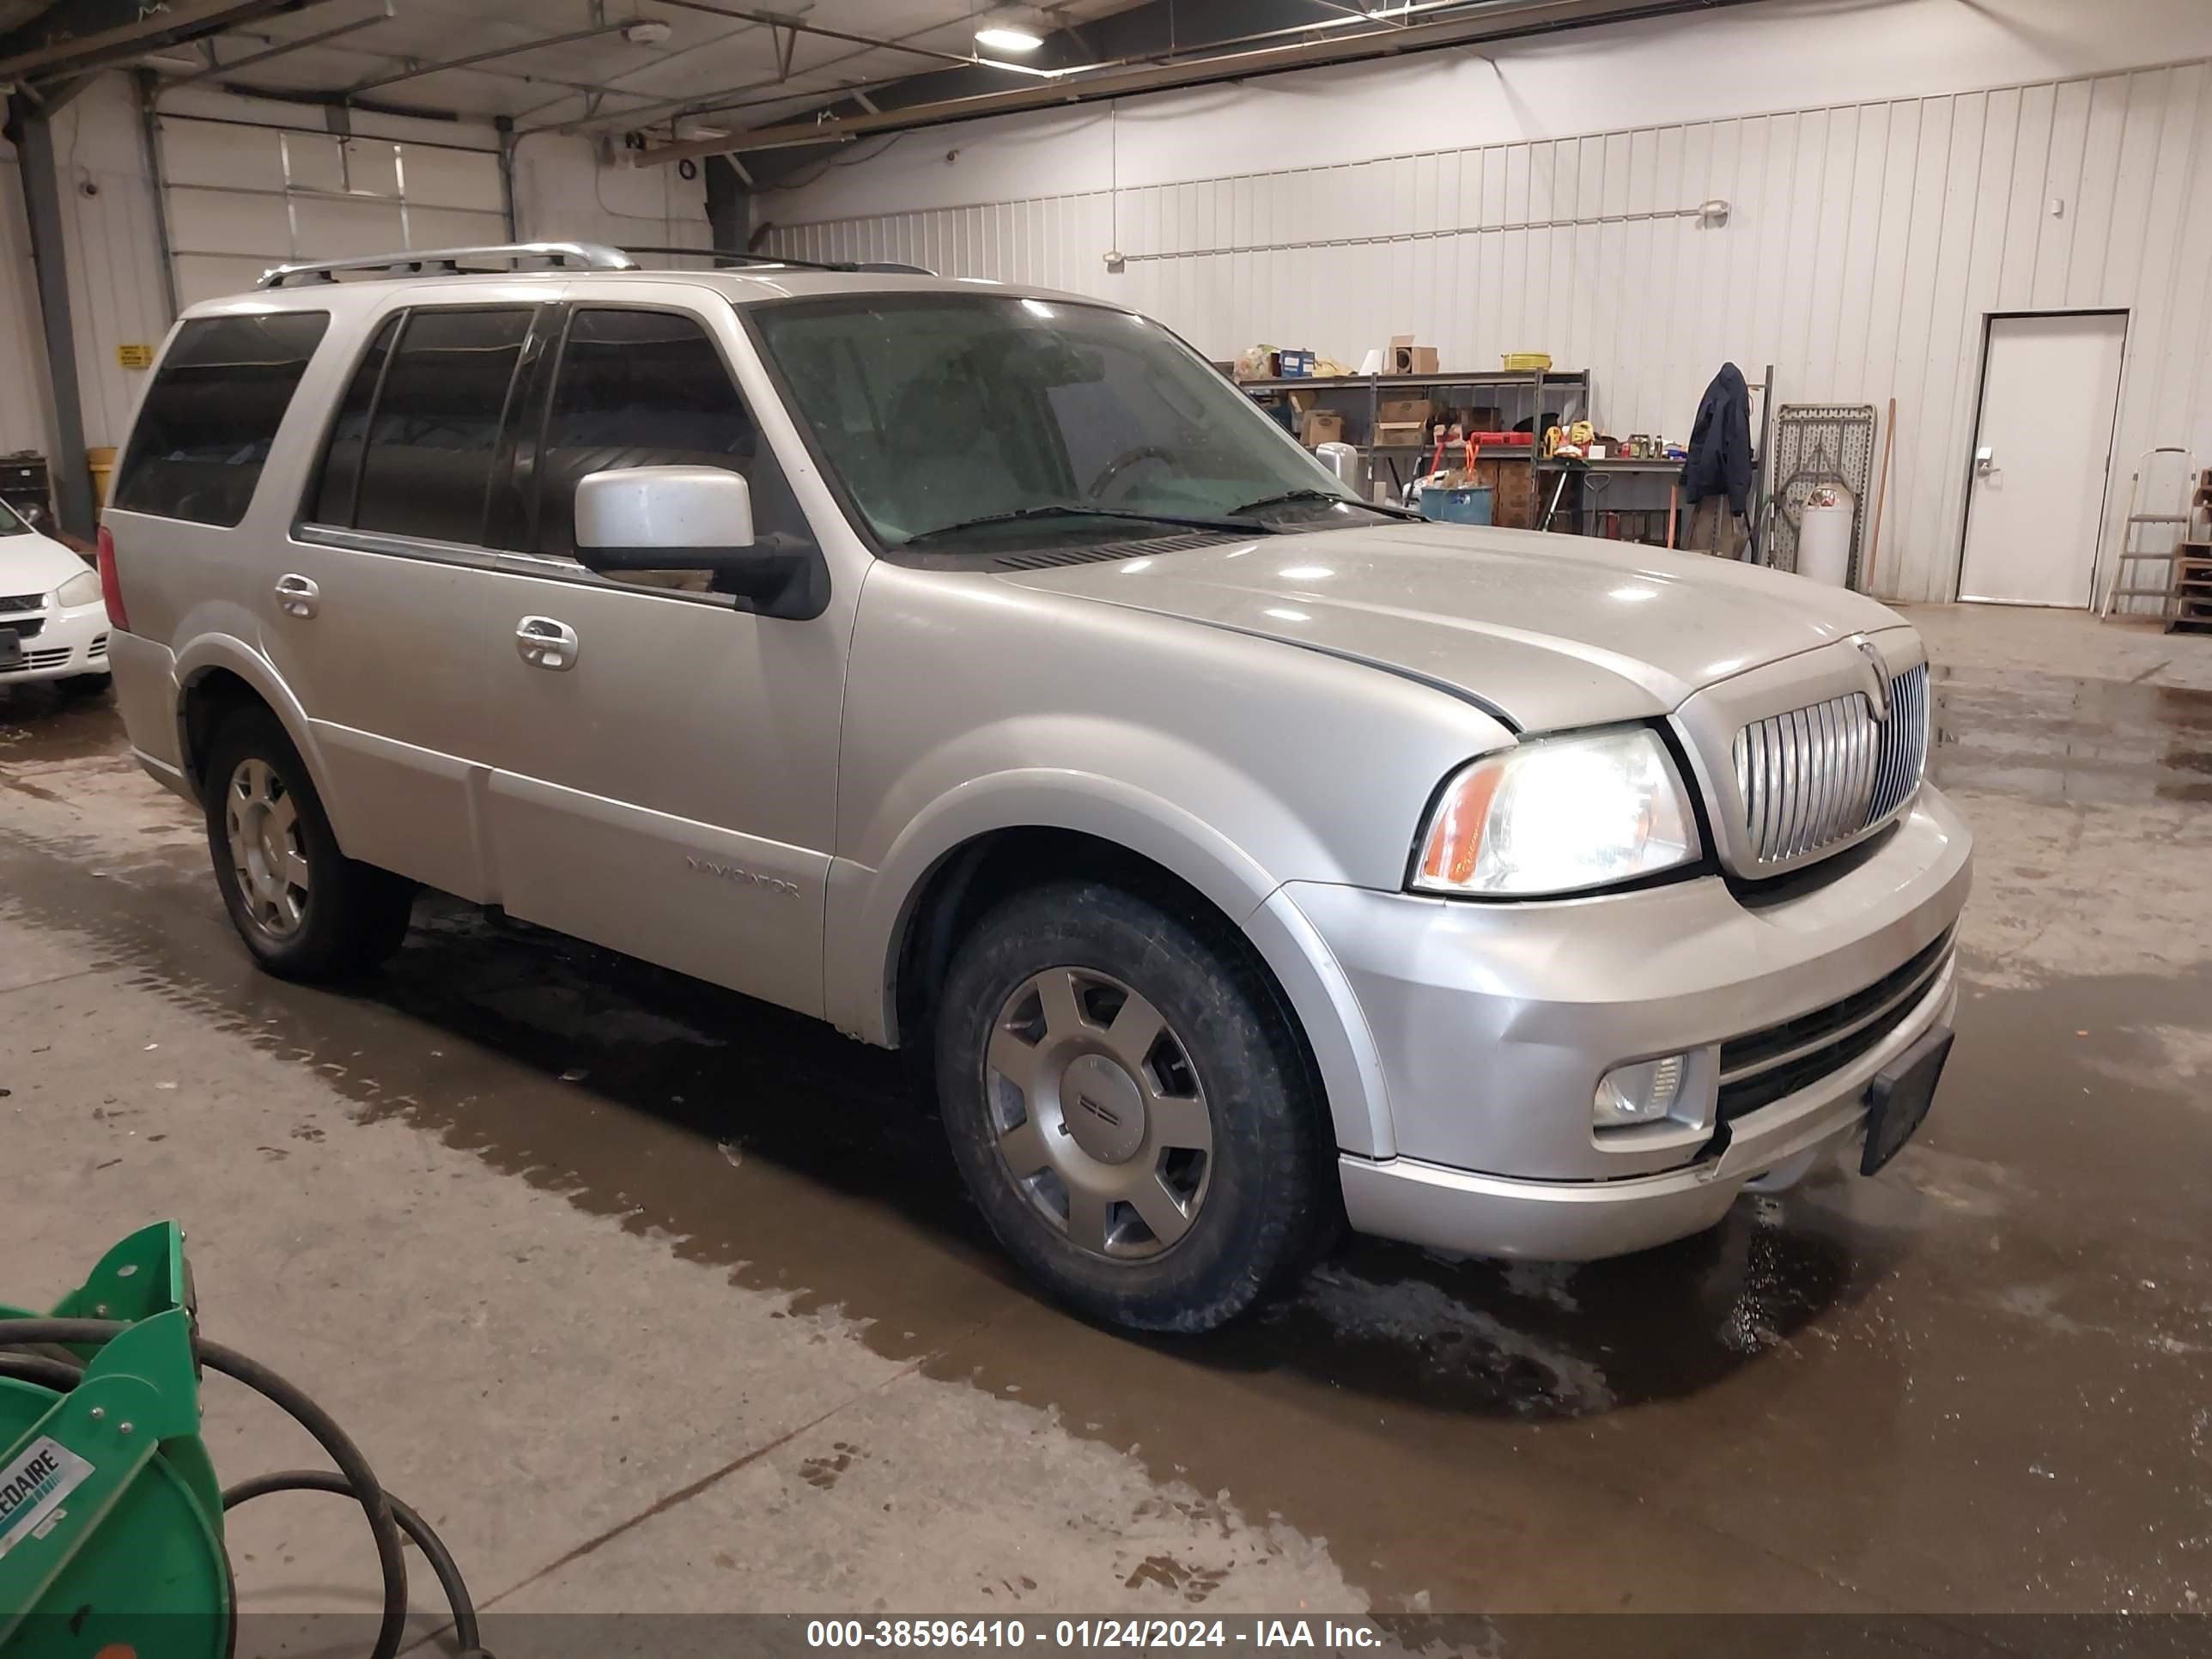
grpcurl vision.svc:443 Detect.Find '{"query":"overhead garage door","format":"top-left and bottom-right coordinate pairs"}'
top-left (160, 116), bottom-right (507, 307)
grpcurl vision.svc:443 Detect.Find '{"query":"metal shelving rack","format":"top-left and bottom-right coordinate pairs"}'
top-left (1239, 368), bottom-right (1591, 500)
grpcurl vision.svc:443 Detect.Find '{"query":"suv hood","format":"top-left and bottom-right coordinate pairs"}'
top-left (996, 521), bottom-right (1906, 729)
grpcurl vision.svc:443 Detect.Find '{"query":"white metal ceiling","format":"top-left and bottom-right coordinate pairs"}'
top-left (185, 0), bottom-right (1141, 133)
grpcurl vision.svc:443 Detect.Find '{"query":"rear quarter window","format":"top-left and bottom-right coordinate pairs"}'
top-left (112, 312), bottom-right (331, 527)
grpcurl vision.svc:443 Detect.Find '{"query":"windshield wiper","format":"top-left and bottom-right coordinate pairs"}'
top-left (902, 502), bottom-right (1278, 545)
top-left (1231, 488), bottom-right (1419, 520)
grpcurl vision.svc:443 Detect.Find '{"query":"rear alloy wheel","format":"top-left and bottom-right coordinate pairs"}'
top-left (936, 880), bottom-right (1327, 1332)
top-left (224, 757), bottom-right (311, 939)
top-left (202, 707), bottom-right (414, 981)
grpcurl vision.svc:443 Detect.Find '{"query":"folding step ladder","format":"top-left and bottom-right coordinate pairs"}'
top-left (2101, 446), bottom-right (2201, 619)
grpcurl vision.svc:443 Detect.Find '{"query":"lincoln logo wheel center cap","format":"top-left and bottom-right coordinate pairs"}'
top-left (1058, 1053), bottom-right (1146, 1165)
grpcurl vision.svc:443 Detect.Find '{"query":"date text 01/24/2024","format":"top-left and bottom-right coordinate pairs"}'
top-left (805, 1620), bottom-right (1384, 1650)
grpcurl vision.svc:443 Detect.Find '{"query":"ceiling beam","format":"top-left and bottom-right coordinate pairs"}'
top-left (0, 0), bottom-right (326, 84)
top-left (342, 17), bottom-right (641, 96)
top-left (638, 0), bottom-right (1768, 165)
top-left (653, 0), bottom-right (986, 74)
top-left (168, 0), bottom-right (395, 89)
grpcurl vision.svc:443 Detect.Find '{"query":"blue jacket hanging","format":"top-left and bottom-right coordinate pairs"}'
top-left (1682, 362), bottom-right (1753, 513)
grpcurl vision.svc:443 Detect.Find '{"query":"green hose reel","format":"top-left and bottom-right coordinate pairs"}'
top-left (2, 1225), bottom-right (487, 1659)
top-left (0, 1223), bottom-right (231, 1657)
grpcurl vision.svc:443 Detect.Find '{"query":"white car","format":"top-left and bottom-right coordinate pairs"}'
top-left (0, 497), bottom-right (111, 690)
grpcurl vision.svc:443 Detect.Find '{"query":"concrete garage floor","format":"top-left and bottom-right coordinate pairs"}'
top-left (3, 602), bottom-right (2209, 1631)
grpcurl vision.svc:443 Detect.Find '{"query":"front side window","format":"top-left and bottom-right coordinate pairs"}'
top-left (532, 307), bottom-right (756, 561)
top-left (527, 307), bottom-right (757, 593)
top-left (353, 307), bottom-right (532, 544)
top-left (750, 293), bottom-right (1382, 551)
top-left (0, 499), bottom-right (27, 538)
top-left (113, 311), bottom-right (331, 526)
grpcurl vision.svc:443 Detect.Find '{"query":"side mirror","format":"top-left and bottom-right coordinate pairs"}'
top-left (574, 465), bottom-right (757, 569)
top-left (1314, 441), bottom-right (1360, 487)
top-left (574, 465), bottom-right (817, 614)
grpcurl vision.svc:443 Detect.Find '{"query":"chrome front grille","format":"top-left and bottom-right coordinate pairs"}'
top-left (1731, 663), bottom-right (1929, 866)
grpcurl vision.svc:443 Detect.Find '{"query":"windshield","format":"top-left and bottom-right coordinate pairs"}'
top-left (751, 292), bottom-right (1377, 549)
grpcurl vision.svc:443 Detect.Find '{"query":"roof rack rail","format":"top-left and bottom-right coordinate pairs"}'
top-left (620, 243), bottom-right (934, 276)
top-left (258, 241), bottom-right (638, 289)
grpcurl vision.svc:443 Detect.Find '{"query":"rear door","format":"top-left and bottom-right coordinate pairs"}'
top-left (275, 293), bottom-right (556, 899)
top-left (468, 286), bottom-right (843, 1016)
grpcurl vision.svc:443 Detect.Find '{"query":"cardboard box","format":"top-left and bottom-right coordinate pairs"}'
top-left (1278, 349), bottom-right (1316, 378)
top-left (1373, 422), bottom-right (1428, 448)
top-left (1298, 410), bottom-right (1345, 448)
top-left (1376, 398), bottom-right (1435, 426)
top-left (1389, 335), bottom-right (1440, 375)
top-left (1476, 456), bottom-right (1536, 528)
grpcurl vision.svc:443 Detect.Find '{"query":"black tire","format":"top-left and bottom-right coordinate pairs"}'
top-left (935, 878), bottom-right (1328, 1333)
top-left (202, 706), bottom-right (415, 981)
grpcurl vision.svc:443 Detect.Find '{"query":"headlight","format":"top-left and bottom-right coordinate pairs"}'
top-left (1412, 726), bottom-right (1701, 897)
top-left (53, 569), bottom-right (102, 609)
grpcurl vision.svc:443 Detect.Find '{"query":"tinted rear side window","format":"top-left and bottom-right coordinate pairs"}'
top-left (533, 307), bottom-right (756, 559)
top-left (355, 307), bottom-right (531, 544)
top-left (113, 312), bottom-right (330, 526)
top-left (306, 313), bottom-right (401, 527)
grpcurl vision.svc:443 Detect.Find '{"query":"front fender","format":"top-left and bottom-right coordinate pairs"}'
top-left (823, 767), bottom-right (1397, 1158)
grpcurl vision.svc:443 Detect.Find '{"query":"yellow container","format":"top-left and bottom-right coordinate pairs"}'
top-left (1502, 352), bottom-right (1553, 371)
top-left (88, 445), bottom-right (118, 510)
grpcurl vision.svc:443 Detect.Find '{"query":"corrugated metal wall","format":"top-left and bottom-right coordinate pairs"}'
top-left (0, 145), bottom-right (57, 459)
top-left (51, 76), bottom-right (186, 453)
top-left (766, 60), bottom-right (2212, 605)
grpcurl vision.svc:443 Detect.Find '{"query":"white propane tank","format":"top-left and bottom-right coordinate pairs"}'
top-left (1797, 484), bottom-right (1856, 586)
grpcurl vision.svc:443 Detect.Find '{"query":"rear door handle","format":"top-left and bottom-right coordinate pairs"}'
top-left (515, 615), bottom-right (579, 671)
top-left (273, 573), bottom-right (319, 618)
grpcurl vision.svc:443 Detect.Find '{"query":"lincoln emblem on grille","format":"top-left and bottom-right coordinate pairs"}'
top-left (1855, 636), bottom-right (1892, 723)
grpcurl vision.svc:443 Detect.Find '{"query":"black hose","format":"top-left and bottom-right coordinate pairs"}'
top-left (0, 1352), bottom-right (86, 1391)
top-left (0, 1319), bottom-right (486, 1659)
top-left (222, 1471), bottom-right (483, 1654)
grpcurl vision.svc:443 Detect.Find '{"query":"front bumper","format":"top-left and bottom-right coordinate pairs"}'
top-left (0, 600), bottom-right (108, 683)
top-left (1290, 785), bottom-right (1972, 1260)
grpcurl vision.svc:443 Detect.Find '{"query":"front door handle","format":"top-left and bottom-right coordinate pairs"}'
top-left (515, 615), bottom-right (579, 671)
top-left (273, 573), bottom-right (319, 618)
top-left (1974, 445), bottom-right (1996, 477)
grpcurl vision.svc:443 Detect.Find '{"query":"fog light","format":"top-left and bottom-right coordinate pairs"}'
top-left (1595, 1054), bottom-right (1686, 1128)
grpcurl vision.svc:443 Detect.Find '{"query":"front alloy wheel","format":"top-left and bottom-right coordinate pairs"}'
top-left (986, 967), bottom-right (1213, 1259)
top-left (935, 879), bottom-right (1329, 1332)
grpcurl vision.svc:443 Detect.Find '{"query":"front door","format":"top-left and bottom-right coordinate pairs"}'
top-left (471, 289), bottom-right (844, 1018)
top-left (1959, 312), bottom-right (2127, 607)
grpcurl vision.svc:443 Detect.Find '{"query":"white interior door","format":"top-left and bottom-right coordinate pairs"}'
top-left (1959, 312), bottom-right (2127, 607)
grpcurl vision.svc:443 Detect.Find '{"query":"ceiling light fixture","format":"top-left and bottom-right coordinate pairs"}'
top-left (623, 19), bottom-right (673, 46)
top-left (975, 24), bottom-right (1044, 52)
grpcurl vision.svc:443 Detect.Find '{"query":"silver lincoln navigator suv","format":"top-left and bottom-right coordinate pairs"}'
top-left (100, 242), bottom-right (1970, 1331)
